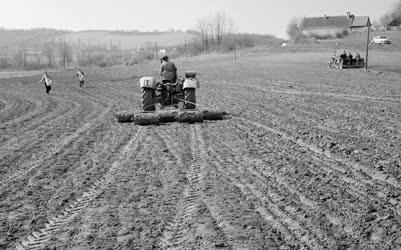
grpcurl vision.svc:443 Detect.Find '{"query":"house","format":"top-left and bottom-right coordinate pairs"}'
top-left (302, 12), bottom-right (370, 38)
top-left (387, 17), bottom-right (401, 30)
top-left (350, 16), bottom-right (371, 32)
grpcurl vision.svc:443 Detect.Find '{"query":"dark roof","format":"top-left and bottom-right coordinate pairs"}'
top-left (351, 16), bottom-right (370, 27)
top-left (302, 16), bottom-right (351, 30)
top-left (302, 15), bottom-right (370, 30)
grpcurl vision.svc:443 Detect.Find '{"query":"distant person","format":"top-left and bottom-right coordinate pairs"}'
top-left (355, 52), bottom-right (361, 63)
top-left (340, 50), bottom-right (347, 62)
top-left (38, 71), bottom-right (52, 95)
top-left (76, 68), bottom-right (85, 87)
top-left (347, 52), bottom-right (353, 64)
top-left (160, 56), bottom-right (177, 83)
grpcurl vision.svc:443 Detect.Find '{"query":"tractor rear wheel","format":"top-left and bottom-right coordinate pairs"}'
top-left (184, 88), bottom-right (196, 109)
top-left (141, 88), bottom-right (155, 111)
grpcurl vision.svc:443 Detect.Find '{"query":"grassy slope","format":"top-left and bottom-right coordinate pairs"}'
top-left (0, 28), bottom-right (68, 47)
top-left (282, 30), bottom-right (401, 53)
top-left (59, 31), bottom-right (197, 49)
top-left (0, 29), bottom-right (196, 49)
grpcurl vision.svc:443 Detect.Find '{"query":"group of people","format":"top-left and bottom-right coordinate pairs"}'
top-left (38, 69), bottom-right (85, 95)
top-left (337, 50), bottom-right (361, 64)
top-left (38, 56), bottom-right (177, 95)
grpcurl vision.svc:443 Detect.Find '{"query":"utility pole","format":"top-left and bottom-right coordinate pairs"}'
top-left (185, 40), bottom-right (188, 62)
top-left (234, 34), bottom-right (237, 63)
top-left (365, 20), bottom-right (371, 71)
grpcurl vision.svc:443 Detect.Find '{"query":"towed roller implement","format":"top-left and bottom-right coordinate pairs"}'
top-left (116, 71), bottom-right (226, 125)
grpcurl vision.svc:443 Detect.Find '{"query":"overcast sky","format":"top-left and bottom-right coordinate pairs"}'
top-left (0, 0), bottom-right (396, 38)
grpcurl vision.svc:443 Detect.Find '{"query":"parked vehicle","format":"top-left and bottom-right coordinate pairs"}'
top-left (371, 36), bottom-right (392, 45)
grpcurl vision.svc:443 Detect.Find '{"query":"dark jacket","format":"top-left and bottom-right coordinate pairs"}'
top-left (160, 61), bottom-right (177, 81)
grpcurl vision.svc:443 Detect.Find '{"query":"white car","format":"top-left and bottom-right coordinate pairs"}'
top-left (371, 36), bottom-right (392, 45)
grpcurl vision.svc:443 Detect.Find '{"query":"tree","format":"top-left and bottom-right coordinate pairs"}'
top-left (42, 42), bottom-right (55, 67)
top-left (379, 0), bottom-right (401, 29)
top-left (287, 17), bottom-right (303, 40)
top-left (195, 12), bottom-right (233, 50)
top-left (58, 40), bottom-right (72, 69)
top-left (213, 12), bottom-right (227, 46)
top-left (196, 17), bottom-right (210, 50)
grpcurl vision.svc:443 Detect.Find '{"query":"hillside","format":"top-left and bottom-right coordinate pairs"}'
top-left (282, 30), bottom-right (401, 53)
top-left (0, 28), bottom-right (68, 48)
top-left (0, 28), bottom-right (196, 50)
top-left (59, 30), bottom-right (197, 49)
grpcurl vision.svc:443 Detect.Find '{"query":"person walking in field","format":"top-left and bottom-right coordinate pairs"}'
top-left (160, 56), bottom-right (177, 83)
top-left (76, 68), bottom-right (85, 88)
top-left (38, 71), bottom-right (52, 95)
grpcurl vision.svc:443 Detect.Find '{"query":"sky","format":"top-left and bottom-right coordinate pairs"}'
top-left (0, 0), bottom-right (397, 38)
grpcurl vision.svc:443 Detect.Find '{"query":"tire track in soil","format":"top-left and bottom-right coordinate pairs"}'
top-left (15, 127), bottom-right (145, 250)
top-left (0, 97), bottom-right (79, 152)
top-left (209, 140), bottom-right (343, 248)
top-left (0, 86), bottom-right (54, 128)
top-left (235, 117), bottom-right (401, 190)
top-left (159, 125), bottom-right (278, 249)
top-left (192, 125), bottom-right (275, 249)
top-left (56, 127), bottom-right (174, 249)
top-left (224, 120), bottom-right (401, 246)
top-left (237, 80), bottom-right (401, 105)
top-left (203, 138), bottom-right (327, 249)
top-left (158, 125), bottom-right (204, 248)
top-left (231, 119), bottom-right (401, 212)
top-left (0, 105), bottom-right (113, 191)
top-left (211, 83), bottom-right (400, 144)
top-left (5, 124), bottom-right (128, 249)
top-left (0, 81), bottom-right (108, 156)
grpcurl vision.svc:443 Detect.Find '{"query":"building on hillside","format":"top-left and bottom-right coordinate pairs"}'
top-left (387, 17), bottom-right (401, 30)
top-left (302, 12), bottom-right (370, 38)
top-left (350, 16), bottom-right (371, 32)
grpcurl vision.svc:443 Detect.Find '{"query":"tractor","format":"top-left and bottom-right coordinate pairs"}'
top-left (115, 71), bottom-right (226, 125)
top-left (140, 71), bottom-right (199, 111)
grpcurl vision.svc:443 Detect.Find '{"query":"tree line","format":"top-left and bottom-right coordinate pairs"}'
top-left (0, 41), bottom-right (73, 70)
top-left (379, 0), bottom-right (401, 29)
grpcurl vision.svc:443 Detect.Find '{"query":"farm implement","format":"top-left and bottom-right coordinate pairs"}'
top-left (116, 71), bottom-right (226, 125)
top-left (328, 50), bottom-right (365, 69)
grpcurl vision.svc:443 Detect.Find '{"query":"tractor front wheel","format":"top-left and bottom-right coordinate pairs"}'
top-left (184, 88), bottom-right (196, 109)
top-left (141, 88), bottom-right (155, 111)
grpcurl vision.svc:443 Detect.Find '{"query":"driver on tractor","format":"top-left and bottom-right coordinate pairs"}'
top-left (160, 56), bottom-right (177, 83)
top-left (158, 56), bottom-right (181, 106)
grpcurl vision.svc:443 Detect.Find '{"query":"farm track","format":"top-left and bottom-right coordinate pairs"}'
top-left (1, 55), bottom-right (401, 249)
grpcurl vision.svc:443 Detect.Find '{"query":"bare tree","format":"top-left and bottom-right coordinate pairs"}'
top-left (195, 12), bottom-right (233, 50)
top-left (213, 12), bottom-right (227, 46)
top-left (379, 0), bottom-right (401, 29)
top-left (13, 45), bottom-right (27, 69)
top-left (196, 17), bottom-right (210, 50)
top-left (42, 42), bottom-right (55, 67)
top-left (58, 40), bottom-right (72, 69)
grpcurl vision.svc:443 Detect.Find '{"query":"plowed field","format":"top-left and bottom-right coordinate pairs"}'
top-left (1, 51), bottom-right (400, 249)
